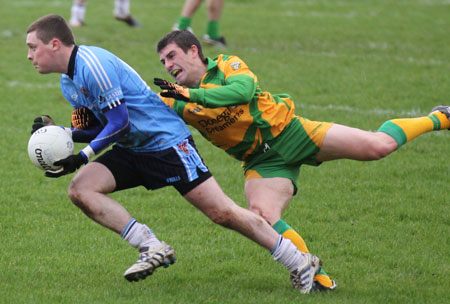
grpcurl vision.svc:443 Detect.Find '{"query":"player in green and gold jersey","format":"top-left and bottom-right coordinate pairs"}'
top-left (154, 30), bottom-right (450, 291)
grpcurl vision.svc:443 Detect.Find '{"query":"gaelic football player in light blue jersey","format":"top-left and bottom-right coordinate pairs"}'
top-left (25, 14), bottom-right (323, 293)
top-left (60, 44), bottom-right (191, 154)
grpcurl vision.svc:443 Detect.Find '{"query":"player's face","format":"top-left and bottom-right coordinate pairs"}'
top-left (26, 31), bottom-right (56, 74)
top-left (158, 43), bottom-right (203, 87)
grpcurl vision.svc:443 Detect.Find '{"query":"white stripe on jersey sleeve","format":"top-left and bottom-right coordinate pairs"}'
top-left (78, 51), bottom-right (106, 92)
top-left (81, 47), bottom-right (113, 89)
top-left (78, 48), bottom-right (111, 92)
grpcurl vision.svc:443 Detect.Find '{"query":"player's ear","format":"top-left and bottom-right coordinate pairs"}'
top-left (50, 38), bottom-right (61, 51)
top-left (189, 44), bottom-right (199, 59)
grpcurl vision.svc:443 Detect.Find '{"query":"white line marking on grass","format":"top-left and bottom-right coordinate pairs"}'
top-left (246, 45), bottom-right (448, 67)
top-left (294, 50), bottom-right (448, 67)
top-left (278, 0), bottom-right (450, 6)
top-left (295, 103), bottom-right (449, 136)
top-left (12, 1), bottom-right (65, 7)
top-left (282, 11), bottom-right (358, 18)
top-left (2, 30), bottom-right (13, 37)
top-left (7, 81), bottom-right (60, 89)
top-left (414, 0), bottom-right (450, 5)
top-left (295, 102), bottom-right (425, 117)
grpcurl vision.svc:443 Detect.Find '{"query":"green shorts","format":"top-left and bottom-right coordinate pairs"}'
top-left (243, 116), bottom-right (333, 194)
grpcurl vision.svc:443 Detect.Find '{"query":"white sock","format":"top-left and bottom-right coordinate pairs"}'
top-left (70, 1), bottom-right (86, 24)
top-left (114, 0), bottom-right (130, 18)
top-left (271, 236), bottom-right (307, 272)
top-left (121, 218), bottom-right (162, 249)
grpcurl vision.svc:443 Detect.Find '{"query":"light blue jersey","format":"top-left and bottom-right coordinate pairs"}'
top-left (61, 45), bottom-right (191, 153)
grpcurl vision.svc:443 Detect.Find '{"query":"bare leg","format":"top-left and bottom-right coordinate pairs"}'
top-left (183, 176), bottom-right (278, 250)
top-left (185, 177), bottom-right (321, 293)
top-left (316, 123), bottom-right (398, 162)
top-left (69, 0), bottom-right (87, 27)
top-left (68, 162), bottom-right (131, 234)
top-left (206, 0), bottom-right (224, 21)
top-left (181, 0), bottom-right (204, 17)
top-left (245, 177), bottom-right (293, 225)
top-left (245, 176), bottom-right (311, 253)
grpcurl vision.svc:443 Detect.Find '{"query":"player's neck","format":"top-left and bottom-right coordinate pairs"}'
top-left (189, 60), bottom-right (208, 88)
top-left (58, 44), bottom-right (76, 74)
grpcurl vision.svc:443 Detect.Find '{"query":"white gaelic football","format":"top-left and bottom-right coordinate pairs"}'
top-left (28, 126), bottom-right (74, 171)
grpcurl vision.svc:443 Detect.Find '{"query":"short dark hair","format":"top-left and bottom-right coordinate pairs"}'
top-left (27, 14), bottom-right (75, 46)
top-left (157, 30), bottom-right (206, 63)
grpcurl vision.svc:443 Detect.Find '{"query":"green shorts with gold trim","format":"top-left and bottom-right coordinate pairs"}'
top-left (243, 116), bottom-right (333, 194)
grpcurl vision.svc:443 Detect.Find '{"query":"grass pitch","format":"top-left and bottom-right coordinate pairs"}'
top-left (1, 0), bottom-right (449, 303)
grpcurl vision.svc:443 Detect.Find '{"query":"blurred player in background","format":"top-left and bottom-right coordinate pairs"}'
top-left (154, 30), bottom-right (450, 291)
top-left (25, 14), bottom-right (326, 294)
top-left (69, 0), bottom-right (140, 27)
top-left (173, 0), bottom-right (226, 48)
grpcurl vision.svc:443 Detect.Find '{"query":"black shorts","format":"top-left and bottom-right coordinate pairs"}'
top-left (94, 136), bottom-right (212, 196)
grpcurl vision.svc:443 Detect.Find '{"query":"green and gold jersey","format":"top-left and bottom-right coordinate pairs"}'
top-left (160, 55), bottom-right (296, 161)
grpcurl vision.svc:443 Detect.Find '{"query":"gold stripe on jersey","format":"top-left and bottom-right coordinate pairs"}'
top-left (161, 55), bottom-right (298, 161)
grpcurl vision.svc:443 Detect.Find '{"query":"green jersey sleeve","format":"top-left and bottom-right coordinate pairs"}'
top-left (189, 56), bottom-right (257, 108)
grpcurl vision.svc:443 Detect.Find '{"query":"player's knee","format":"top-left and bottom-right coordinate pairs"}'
top-left (366, 142), bottom-right (394, 160)
top-left (248, 205), bottom-right (263, 216)
top-left (68, 179), bottom-right (90, 210)
top-left (248, 205), bottom-right (272, 223)
top-left (359, 134), bottom-right (396, 160)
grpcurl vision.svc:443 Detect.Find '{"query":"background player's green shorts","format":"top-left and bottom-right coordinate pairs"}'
top-left (243, 116), bottom-right (333, 194)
